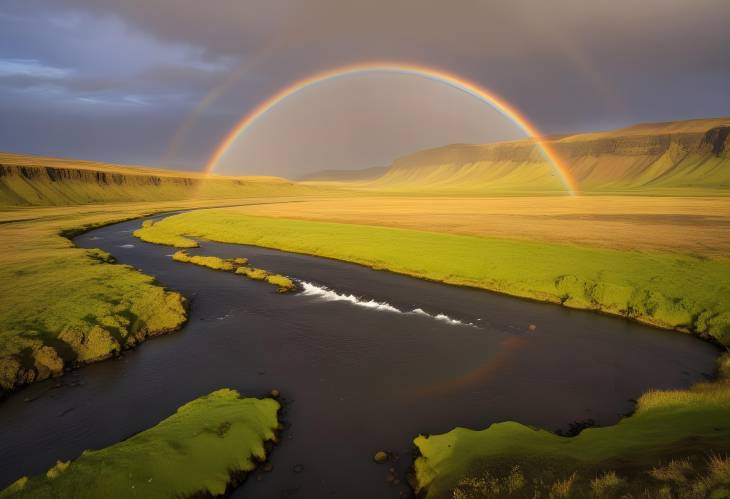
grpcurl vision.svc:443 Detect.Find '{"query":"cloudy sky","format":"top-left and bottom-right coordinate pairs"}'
top-left (1, 1), bottom-right (729, 177)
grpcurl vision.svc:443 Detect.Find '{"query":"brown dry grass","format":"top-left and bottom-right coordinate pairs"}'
top-left (232, 196), bottom-right (730, 257)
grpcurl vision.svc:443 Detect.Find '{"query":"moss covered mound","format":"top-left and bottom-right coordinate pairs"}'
top-left (168, 249), bottom-right (296, 292)
top-left (413, 356), bottom-right (730, 498)
top-left (0, 199), bottom-right (306, 395)
top-left (0, 209), bottom-right (189, 394)
top-left (0, 389), bottom-right (280, 498)
top-left (172, 251), bottom-right (234, 271)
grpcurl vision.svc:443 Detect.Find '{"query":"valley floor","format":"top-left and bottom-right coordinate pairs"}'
top-left (0, 198), bottom-right (304, 393)
top-left (1, 193), bottom-right (729, 498)
top-left (130, 194), bottom-right (730, 498)
top-left (234, 195), bottom-right (730, 257)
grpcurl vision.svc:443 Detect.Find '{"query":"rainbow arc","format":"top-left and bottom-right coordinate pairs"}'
top-left (204, 62), bottom-right (578, 195)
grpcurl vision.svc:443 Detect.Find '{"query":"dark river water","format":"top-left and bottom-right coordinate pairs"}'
top-left (0, 214), bottom-right (720, 498)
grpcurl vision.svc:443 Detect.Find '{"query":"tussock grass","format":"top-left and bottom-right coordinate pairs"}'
top-left (590, 471), bottom-right (624, 496)
top-left (650, 458), bottom-right (694, 483)
top-left (549, 472), bottom-right (576, 498)
top-left (0, 389), bottom-right (280, 498)
top-left (449, 460), bottom-right (730, 499)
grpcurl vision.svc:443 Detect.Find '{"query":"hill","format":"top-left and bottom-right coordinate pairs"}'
top-left (298, 166), bottom-right (389, 182)
top-left (367, 117), bottom-right (730, 194)
top-left (0, 152), bottom-right (329, 206)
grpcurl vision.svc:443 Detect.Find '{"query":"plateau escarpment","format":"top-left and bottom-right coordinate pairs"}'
top-left (370, 117), bottom-right (730, 194)
top-left (0, 152), bottom-right (328, 206)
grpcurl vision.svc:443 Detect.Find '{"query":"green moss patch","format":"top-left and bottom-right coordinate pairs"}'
top-left (0, 208), bottom-right (189, 394)
top-left (168, 250), bottom-right (296, 292)
top-left (413, 355), bottom-right (730, 498)
top-left (0, 389), bottom-right (280, 498)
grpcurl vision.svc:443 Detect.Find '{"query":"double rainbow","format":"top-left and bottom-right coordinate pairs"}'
top-left (204, 62), bottom-right (578, 194)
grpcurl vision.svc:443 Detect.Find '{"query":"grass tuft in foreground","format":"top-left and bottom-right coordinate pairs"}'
top-left (0, 389), bottom-right (280, 499)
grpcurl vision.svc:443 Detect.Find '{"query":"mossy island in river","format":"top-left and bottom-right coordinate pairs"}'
top-left (171, 249), bottom-right (296, 292)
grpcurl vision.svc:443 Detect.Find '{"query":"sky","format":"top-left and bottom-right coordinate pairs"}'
top-left (1, 0), bottom-right (729, 177)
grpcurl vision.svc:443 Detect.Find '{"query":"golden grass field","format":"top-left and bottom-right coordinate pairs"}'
top-left (224, 196), bottom-right (730, 257)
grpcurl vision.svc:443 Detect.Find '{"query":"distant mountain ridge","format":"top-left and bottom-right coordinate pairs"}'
top-left (369, 117), bottom-right (730, 194)
top-left (1, 116), bottom-right (728, 204)
top-left (298, 166), bottom-right (389, 182)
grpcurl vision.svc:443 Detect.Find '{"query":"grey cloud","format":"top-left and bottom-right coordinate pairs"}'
top-left (1, 0), bottom-right (729, 174)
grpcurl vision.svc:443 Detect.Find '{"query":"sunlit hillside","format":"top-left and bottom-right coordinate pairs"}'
top-left (364, 117), bottom-right (730, 195)
top-left (0, 152), bottom-right (332, 206)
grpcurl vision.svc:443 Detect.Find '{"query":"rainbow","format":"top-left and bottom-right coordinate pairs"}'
top-left (205, 62), bottom-right (578, 194)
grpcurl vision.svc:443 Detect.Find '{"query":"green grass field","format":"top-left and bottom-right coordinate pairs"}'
top-left (133, 209), bottom-right (730, 345)
top-left (0, 389), bottom-right (280, 498)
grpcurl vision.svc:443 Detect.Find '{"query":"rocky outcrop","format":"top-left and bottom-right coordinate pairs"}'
top-left (700, 126), bottom-right (730, 157)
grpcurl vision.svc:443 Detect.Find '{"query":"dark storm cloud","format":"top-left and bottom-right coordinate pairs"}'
top-left (1, 0), bottom-right (729, 172)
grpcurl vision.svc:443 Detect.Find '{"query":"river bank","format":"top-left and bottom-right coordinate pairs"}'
top-left (0, 215), bottom-right (719, 498)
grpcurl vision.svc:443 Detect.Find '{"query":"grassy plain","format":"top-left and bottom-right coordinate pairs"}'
top-left (234, 196), bottom-right (730, 257)
top-left (0, 198), bottom-right (304, 394)
top-left (0, 389), bottom-right (280, 498)
top-left (132, 206), bottom-right (730, 344)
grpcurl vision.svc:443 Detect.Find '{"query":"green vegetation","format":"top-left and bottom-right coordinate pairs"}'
top-left (0, 199), bottom-right (301, 394)
top-left (236, 266), bottom-right (270, 280)
top-left (0, 209), bottom-right (186, 393)
top-left (367, 118), bottom-right (730, 196)
top-left (0, 389), bottom-right (280, 498)
top-left (264, 274), bottom-right (296, 291)
top-left (133, 208), bottom-right (730, 497)
top-left (132, 210), bottom-right (730, 344)
top-left (413, 356), bottom-right (730, 498)
top-left (172, 250), bottom-right (296, 292)
top-left (136, 220), bottom-right (199, 248)
top-left (172, 250), bottom-right (234, 271)
top-left (0, 152), bottom-right (337, 206)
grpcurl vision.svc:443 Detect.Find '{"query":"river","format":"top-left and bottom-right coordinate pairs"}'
top-left (0, 214), bottom-right (719, 498)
